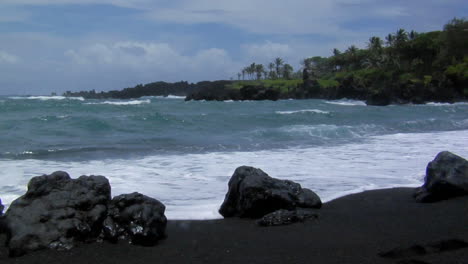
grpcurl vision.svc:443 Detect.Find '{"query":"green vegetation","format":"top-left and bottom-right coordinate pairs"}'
top-left (301, 18), bottom-right (468, 104)
top-left (231, 18), bottom-right (468, 104)
top-left (228, 79), bottom-right (303, 92)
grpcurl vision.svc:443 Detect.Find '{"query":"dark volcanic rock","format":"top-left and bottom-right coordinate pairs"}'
top-left (257, 209), bottom-right (319, 227)
top-left (219, 166), bottom-right (322, 218)
top-left (239, 85), bottom-right (280, 101)
top-left (3, 171), bottom-right (111, 257)
top-left (102, 192), bottom-right (167, 246)
top-left (366, 91), bottom-right (393, 106)
top-left (414, 151), bottom-right (468, 202)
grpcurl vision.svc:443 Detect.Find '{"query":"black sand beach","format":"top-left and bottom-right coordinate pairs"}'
top-left (1, 187), bottom-right (467, 264)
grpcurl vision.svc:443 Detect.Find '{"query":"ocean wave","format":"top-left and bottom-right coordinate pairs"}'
top-left (85, 99), bottom-right (151, 105)
top-left (280, 124), bottom-right (380, 139)
top-left (164, 95), bottom-right (186, 99)
top-left (146, 95), bottom-right (186, 99)
top-left (325, 99), bottom-right (366, 106)
top-left (9, 96), bottom-right (84, 101)
top-left (425, 102), bottom-right (468, 106)
top-left (3, 130), bottom-right (467, 218)
top-left (276, 109), bottom-right (330, 115)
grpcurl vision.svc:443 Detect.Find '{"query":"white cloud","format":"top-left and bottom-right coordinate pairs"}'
top-left (65, 41), bottom-right (235, 73)
top-left (0, 51), bottom-right (19, 64)
top-left (242, 41), bottom-right (292, 62)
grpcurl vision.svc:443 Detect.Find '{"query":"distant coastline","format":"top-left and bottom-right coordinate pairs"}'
top-left (64, 18), bottom-right (467, 106)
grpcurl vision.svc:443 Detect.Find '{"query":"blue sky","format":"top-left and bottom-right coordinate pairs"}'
top-left (0, 0), bottom-right (466, 95)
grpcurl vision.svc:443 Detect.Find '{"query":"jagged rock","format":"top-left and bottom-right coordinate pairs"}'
top-left (366, 92), bottom-right (393, 106)
top-left (4, 171), bottom-right (111, 257)
top-left (239, 85), bottom-right (280, 101)
top-left (102, 192), bottom-right (167, 246)
top-left (257, 209), bottom-right (319, 227)
top-left (414, 151), bottom-right (468, 202)
top-left (219, 166), bottom-right (322, 218)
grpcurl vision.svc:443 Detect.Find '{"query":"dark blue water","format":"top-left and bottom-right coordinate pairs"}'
top-left (1, 96), bottom-right (467, 161)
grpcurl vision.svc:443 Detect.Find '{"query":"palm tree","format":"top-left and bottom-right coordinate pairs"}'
top-left (241, 69), bottom-right (246, 80)
top-left (331, 48), bottom-right (342, 71)
top-left (385, 33), bottom-right (394, 47)
top-left (368, 36), bottom-right (383, 51)
top-left (409, 30), bottom-right (418, 40)
top-left (344, 45), bottom-right (359, 70)
top-left (394, 29), bottom-right (408, 48)
top-left (282, 64), bottom-right (294, 80)
top-left (301, 58), bottom-right (313, 71)
top-left (274, 57), bottom-right (284, 78)
top-left (255, 64), bottom-right (265, 80)
top-left (249, 63), bottom-right (256, 80)
top-left (366, 36), bottom-right (384, 69)
top-left (268, 62), bottom-right (276, 79)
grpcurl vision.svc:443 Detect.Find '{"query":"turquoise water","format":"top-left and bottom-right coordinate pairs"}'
top-left (1, 96), bottom-right (468, 219)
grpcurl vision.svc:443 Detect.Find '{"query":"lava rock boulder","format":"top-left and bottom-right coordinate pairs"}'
top-left (414, 151), bottom-right (468, 202)
top-left (3, 171), bottom-right (111, 257)
top-left (257, 209), bottom-right (319, 227)
top-left (102, 192), bottom-right (167, 246)
top-left (219, 166), bottom-right (322, 218)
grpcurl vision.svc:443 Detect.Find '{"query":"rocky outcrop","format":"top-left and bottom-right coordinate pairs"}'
top-left (257, 209), bottom-right (318, 227)
top-left (3, 171), bottom-right (167, 257)
top-left (414, 151), bottom-right (468, 202)
top-left (102, 192), bottom-right (167, 246)
top-left (4, 171), bottom-right (111, 257)
top-left (219, 166), bottom-right (322, 218)
top-left (239, 85), bottom-right (280, 101)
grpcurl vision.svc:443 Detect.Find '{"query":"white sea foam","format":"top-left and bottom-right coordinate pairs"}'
top-left (325, 99), bottom-right (366, 106)
top-left (425, 102), bottom-right (468, 106)
top-left (9, 96), bottom-right (85, 101)
top-left (85, 99), bottom-right (151, 105)
top-left (1, 130), bottom-right (467, 219)
top-left (149, 95), bottom-right (185, 99)
top-left (276, 109), bottom-right (330, 115)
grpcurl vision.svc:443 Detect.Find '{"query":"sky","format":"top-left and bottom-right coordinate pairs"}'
top-left (0, 0), bottom-right (466, 95)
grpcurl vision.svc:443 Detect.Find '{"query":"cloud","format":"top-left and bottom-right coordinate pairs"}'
top-left (65, 41), bottom-right (236, 74)
top-left (0, 51), bottom-right (20, 64)
top-left (242, 41), bottom-right (292, 63)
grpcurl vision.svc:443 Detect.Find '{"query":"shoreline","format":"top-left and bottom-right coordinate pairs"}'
top-left (2, 187), bottom-right (467, 263)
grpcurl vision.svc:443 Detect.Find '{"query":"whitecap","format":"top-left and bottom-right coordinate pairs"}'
top-left (165, 95), bottom-right (186, 99)
top-left (325, 99), bottom-right (366, 106)
top-left (85, 99), bottom-right (151, 106)
top-left (9, 96), bottom-right (84, 101)
top-left (276, 109), bottom-right (330, 115)
top-left (425, 102), bottom-right (468, 106)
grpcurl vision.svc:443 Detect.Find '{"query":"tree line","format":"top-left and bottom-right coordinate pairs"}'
top-left (238, 58), bottom-right (298, 80)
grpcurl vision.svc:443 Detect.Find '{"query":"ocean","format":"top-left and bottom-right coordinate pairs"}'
top-left (1, 95), bottom-right (467, 219)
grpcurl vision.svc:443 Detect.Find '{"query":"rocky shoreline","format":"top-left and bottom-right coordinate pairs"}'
top-left (1, 151), bottom-right (467, 263)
